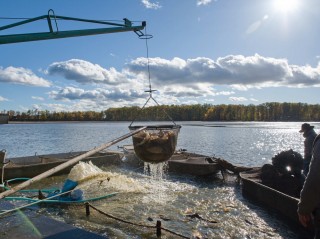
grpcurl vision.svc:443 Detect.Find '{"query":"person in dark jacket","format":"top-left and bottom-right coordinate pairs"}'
top-left (299, 123), bottom-right (317, 176)
top-left (298, 134), bottom-right (320, 238)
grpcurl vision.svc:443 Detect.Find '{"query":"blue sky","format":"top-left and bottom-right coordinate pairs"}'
top-left (0, 0), bottom-right (319, 113)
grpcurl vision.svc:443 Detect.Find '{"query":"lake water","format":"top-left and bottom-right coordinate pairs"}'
top-left (1, 121), bottom-right (319, 238)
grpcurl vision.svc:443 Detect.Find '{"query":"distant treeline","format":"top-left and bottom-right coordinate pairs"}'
top-left (5, 102), bottom-right (320, 122)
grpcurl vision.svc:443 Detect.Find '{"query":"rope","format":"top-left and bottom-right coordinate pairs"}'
top-left (160, 227), bottom-right (190, 239)
top-left (89, 203), bottom-right (153, 228)
top-left (88, 203), bottom-right (190, 239)
top-left (144, 26), bottom-right (153, 94)
top-left (129, 26), bottom-right (176, 126)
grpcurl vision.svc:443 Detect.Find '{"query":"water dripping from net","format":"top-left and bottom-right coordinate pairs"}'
top-left (142, 161), bottom-right (169, 204)
top-left (143, 161), bottom-right (168, 179)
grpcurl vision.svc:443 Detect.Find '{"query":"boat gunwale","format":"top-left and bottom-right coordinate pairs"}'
top-left (239, 169), bottom-right (303, 227)
top-left (0, 151), bottom-right (124, 180)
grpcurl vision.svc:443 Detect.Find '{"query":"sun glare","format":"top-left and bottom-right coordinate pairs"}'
top-left (274, 0), bottom-right (299, 13)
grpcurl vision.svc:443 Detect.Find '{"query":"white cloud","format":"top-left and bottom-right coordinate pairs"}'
top-left (229, 97), bottom-right (259, 102)
top-left (48, 86), bottom-right (147, 102)
top-left (0, 96), bottom-right (9, 102)
top-left (141, 0), bottom-right (161, 9)
top-left (40, 103), bottom-right (72, 112)
top-left (40, 54), bottom-right (320, 110)
top-left (127, 54), bottom-right (320, 89)
top-left (229, 96), bottom-right (248, 102)
top-left (197, 0), bottom-right (213, 6)
top-left (0, 66), bottom-right (51, 87)
top-left (32, 96), bottom-right (44, 101)
top-left (43, 92), bottom-right (149, 112)
top-left (47, 59), bottom-right (128, 85)
top-left (213, 91), bottom-right (235, 96)
top-left (32, 104), bottom-right (41, 110)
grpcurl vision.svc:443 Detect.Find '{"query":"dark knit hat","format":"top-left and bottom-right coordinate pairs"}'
top-left (299, 123), bottom-right (314, 133)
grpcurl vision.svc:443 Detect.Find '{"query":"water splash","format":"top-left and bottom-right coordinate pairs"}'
top-left (68, 161), bottom-right (145, 193)
top-left (67, 161), bottom-right (195, 202)
top-left (143, 161), bottom-right (168, 180)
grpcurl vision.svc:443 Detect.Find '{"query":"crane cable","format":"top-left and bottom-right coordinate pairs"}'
top-left (144, 26), bottom-right (154, 95)
top-left (130, 26), bottom-right (176, 126)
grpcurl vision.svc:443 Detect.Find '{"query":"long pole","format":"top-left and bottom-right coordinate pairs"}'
top-left (1, 150), bottom-right (7, 184)
top-left (0, 127), bottom-right (146, 199)
top-left (0, 189), bottom-right (73, 216)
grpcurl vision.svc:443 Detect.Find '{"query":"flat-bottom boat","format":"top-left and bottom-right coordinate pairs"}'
top-left (1, 151), bottom-right (124, 181)
top-left (122, 145), bottom-right (222, 176)
top-left (240, 168), bottom-right (301, 225)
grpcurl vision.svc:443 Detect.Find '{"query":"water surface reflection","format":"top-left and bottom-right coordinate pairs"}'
top-left (1, 121), bottom-right (317, 238)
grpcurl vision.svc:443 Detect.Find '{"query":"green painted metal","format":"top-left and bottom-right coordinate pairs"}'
top-left (4, 192), bottom-right (118, 204)
top-left (2, 177), bottom-right (60, 192)
top-left (0, 9), bottom-right (146, 44)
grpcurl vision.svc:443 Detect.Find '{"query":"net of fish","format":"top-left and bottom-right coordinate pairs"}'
top-left (128, 125), bottom-right (181, 164)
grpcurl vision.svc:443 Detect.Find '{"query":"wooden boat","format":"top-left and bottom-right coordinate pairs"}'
top-left (0, 113), bottom-right (9, 124)
top-left (122, 145), bottom-right (222, 176)
top-left (240, 168), bottom-right (301, 225)
top-left (0, 151), bottom-right (124, 181)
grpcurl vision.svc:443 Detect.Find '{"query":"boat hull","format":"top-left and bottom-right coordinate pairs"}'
top-left (0, 113), bottom-right (9, 124)
top-left (240, 168), bottom-right (300, 225)
top-left (1, 151), bottom-right (124, 180)
top-left (123, 145), bottom-right (221, 176)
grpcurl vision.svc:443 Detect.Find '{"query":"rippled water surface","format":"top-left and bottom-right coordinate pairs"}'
top-left (1, 121), bottom-right (319, 238)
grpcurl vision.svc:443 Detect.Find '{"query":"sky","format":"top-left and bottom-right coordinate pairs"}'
top-left (0, 0), bottom-right (320, 113)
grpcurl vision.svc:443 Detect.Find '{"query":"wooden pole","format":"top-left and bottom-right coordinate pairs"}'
top-left (85, 202), bottom-right (90, 216)
top-left (0, 126), bottom-right (146, 199)
top-left (156, 220), bottom-right (161, 237)
top-left (1, 150), bottom-right (7, 184)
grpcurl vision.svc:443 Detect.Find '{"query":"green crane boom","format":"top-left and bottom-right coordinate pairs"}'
top-left (0, 9), bottom-right (146, 44)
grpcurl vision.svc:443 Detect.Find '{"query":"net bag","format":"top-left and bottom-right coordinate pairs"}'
top-left (129, 125), bottom-right (181, 164)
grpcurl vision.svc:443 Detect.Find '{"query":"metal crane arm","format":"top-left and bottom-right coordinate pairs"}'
top-left (0, 9), bottom-right (146, 44)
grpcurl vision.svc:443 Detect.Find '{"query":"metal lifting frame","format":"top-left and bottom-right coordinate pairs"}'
top-left (0, 9), bottom-right (146, 44)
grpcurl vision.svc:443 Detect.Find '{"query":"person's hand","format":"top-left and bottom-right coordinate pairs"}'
top-left (298, 213), bottom-right (312, 227)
